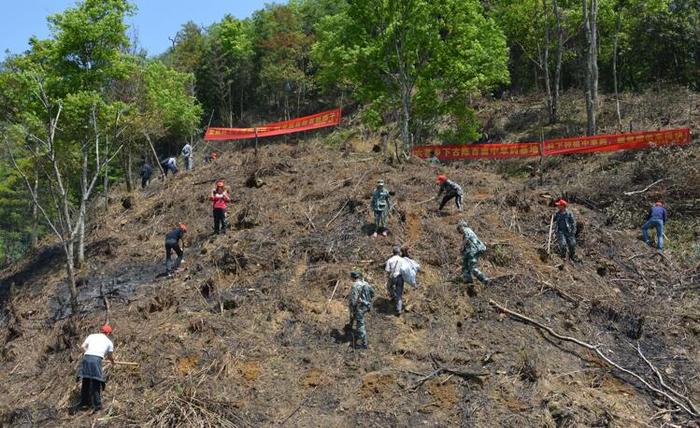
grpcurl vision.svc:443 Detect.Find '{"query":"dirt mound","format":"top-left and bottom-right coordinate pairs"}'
top-left (0, 91), bottom-right (699, 426)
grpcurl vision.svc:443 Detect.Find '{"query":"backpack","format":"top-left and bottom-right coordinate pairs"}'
top-left (400, 258), bottom-right (420, 286)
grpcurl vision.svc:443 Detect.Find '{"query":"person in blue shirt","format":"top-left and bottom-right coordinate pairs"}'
top-left (554, 199), bottom-right (578, 261)
top-left (642, 200), bottom-right (667, 250)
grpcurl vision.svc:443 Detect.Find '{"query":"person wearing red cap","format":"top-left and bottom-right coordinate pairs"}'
top-left (436, 175), bottom-right (464, 211)
top-left (164, 223), bottom-right (187, 274)
top-left (210, 180), bottom-right (231, 235)
top-left (78, 324), bottom-right (115, 411)
top-left (554, 199), bottom-right (578, 261)
top-left (642, 200), bottom-right (667, 250)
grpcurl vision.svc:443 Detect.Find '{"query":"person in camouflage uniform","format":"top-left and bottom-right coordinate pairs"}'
top-left (437, 175), bottom-right (463, 211)
top-left (347, 271), bottom-right (375, 349)
top-left (371, 179), bottom-right (391, 237)
top-left (554, 199), bottom-right (578, 261)
top-left (458, 220), bottom-right (490, 285)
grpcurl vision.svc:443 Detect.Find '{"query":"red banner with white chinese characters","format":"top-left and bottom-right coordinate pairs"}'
top-left (412, 128), bottom-right (691, 160)
top-left (204, 108), bottom-right (342, 141)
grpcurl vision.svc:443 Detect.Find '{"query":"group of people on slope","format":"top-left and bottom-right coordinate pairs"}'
top-left (350, 169), bottom-right (670, 350)
top-left (74, 161), bottom-right (673, 413)
top-left (162, 180), bottom-right (232, 275)
top-left (347, 245), bottom-right (420, 349)
top-left (369, 174), bottom-right (464, 238)
top-left (138, 142), bottom-right (219, 189)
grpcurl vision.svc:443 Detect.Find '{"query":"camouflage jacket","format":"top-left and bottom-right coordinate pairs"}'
top-left (349, 280), bottom-right (375, 310)
top-left (460, 226), bottom-right (486, 255)
top-left (371, 187), bottom-right (391, 211)
top-left (554, 210), bottom-right (576, 235)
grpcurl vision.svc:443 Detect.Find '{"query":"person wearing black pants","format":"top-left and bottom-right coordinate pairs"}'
top-left (140, 161), bottom-right (152, 189)
top-left (78, 324), bottom-right (114, 411)
top-left (213, 209), bottom-right (226, 233)
top-left (165, 223), bottom-right (187, 273)
top-left (384, 245), bottom-right (407, 315)
top-left (209, 180), bottom-right (231, 235)
top-left (436, 174), bottom-right (464, 211)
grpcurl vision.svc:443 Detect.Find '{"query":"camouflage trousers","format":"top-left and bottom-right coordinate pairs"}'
top-left (462, 252), bottom-right (488, 284)
top-left (374, 208), bottom-right (388, 231)
top-left (557, 231), bottom-right (577, 259)
top-left (351, 306), bottom-right (369, 346)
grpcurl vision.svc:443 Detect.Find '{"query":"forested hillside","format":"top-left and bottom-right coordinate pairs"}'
top-left (0, 0), bottom-right (699, 426)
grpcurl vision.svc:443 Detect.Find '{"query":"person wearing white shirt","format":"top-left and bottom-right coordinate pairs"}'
top-left (181, 142), bottom-right (193, 171)
top-left (385, 245), bottom-right (407, 315)
top-left (77, 324), bottom-right (115, 411)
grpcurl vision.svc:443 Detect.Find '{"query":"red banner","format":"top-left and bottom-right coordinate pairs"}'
top-left (412, 128), bottom-right (691, 160)
top-left (204, 108), bottom-right (342, 141)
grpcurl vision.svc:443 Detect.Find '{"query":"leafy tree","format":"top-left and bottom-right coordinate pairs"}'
top-left (252, 4), bottom-right (312, 119)
top-left (0, 0), bottom-right (199, 313)
top-left (313, 0), bottom-right (510, 151)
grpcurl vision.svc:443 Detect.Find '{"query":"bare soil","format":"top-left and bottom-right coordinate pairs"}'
top-left (0, 88), bottom-right (699, 427)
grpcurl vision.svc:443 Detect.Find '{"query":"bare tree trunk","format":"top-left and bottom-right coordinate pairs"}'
top-left (145, 133), bottom-right (166, 178)
top-left (30, 172), bottom-right (39, 249)
top-left (590, 0), bottom-right (598, 130)
top-left (124, 143), bottom-right (133, 193)
top-left (77, 207), bottom-right (86, 268)
top-left (64, 240), bottom-right (79, 312)
top-left (77, 147), bottom-right (88, 269)
top-left (103, 138), bottom-right (109, 202)
top-left (400, 83), bottom-right (411, 157)
top-left (542, 0), bottom-right (553, 122)
top-left (582, 0), bottom-right (597, 135)
top-left (613, 15), bottom-right (622, 130)
top-left (552, 0), bottom-right (563, 123)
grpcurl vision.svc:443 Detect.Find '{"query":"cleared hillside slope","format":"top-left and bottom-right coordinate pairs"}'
top-left (1, 88), bottom-right (699, 427)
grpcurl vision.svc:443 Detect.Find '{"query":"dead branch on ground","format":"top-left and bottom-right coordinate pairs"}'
top-left (623, 179), bottom-right (664, 196)
top-left (100, 283), bottom-right (111, 325)
top-left (323, 280), bottom-right (340, 314)
top-left (325, 170), bottom-right (369, 228)
top-left (636, 344), bottom-right (699, 415)
top-left (408, 355), bottom-right (486, 391)
top-left (304, 206), bottom-right (317, 231)
top-left (489, 299), bottom-right (699, 418)
top-left (278, 385), bottom-right (318, 426)
top-left (538, 281), bottom-right (579, 306)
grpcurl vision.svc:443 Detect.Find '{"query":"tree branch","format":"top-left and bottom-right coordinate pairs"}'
top-left (489, 300), bottom-right (698, 417)
top-left (636, 344), bottom-right (699, 415)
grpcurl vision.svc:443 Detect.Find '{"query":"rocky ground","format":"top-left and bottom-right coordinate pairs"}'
top-left (0, 88), bottom-right (699, 427)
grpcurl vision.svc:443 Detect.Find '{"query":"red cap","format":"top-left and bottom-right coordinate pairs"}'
top-left (178, 223), bottom-right (188, 232)
top-left (437, 175), bottom-right (447, 183)
top-left (100, 324), bottom-right (112, 334)
top-left (216, 180), bottom-right (224, 187)
top-left (555, 199), bottom-right (568, 207)
top-left (655, 200), bottom-right (663, 206)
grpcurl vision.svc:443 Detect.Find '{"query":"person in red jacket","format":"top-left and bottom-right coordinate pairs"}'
top-left (210, 179), bottom-right (231, 235)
